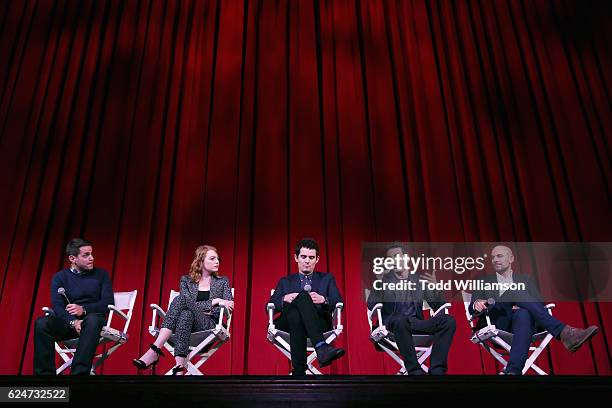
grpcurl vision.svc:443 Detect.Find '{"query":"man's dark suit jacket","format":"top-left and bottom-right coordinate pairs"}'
top-left (367, 273), bottom-right (443, 324)
top-left (268, 271), bottom-right (343, 328)
top-left (468, 273), bottom-right (543, 332)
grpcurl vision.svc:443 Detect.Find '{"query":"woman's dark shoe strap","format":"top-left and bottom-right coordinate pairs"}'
top-left (149, 344), bottom-right (165, 357)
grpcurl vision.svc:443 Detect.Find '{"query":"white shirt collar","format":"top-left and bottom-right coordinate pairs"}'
top-left (496, 270), bottom-right (513, 296)
top-left (496, 270), bottom-right (513, 282)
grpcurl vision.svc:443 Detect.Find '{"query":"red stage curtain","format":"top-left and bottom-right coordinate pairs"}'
top-left (0, 0), bottom-right (610, 375)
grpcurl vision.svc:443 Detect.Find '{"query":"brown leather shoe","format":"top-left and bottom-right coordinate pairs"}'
top-left (559, 325), bottom-right (599, 353)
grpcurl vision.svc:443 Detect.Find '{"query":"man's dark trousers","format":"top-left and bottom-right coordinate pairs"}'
top-left (34, 313), bottom-right (105, 375)
top-left (501, 302), bottom-right (564, 374)
top-left (275, 291), bottom-right (328, 373)
top-left (388, 313), bottom-right (456, 375)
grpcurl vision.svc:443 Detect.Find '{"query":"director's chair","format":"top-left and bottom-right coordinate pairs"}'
top-left (366, 289), bottom-right (451, 374)
top-left (43, 290), bottom-right (138, 374)
top-left (461, 291), bottom-right (555, 375)
top-left (266, 289), bottom-right (344, 375)
top-left (148, 288), bottom-right (234, 375)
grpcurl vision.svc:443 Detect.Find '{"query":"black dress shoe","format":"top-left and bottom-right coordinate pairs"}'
top-left (315, 344), bottom-right (345, 367)
top-left (291, 369), bottom-right (307, 376)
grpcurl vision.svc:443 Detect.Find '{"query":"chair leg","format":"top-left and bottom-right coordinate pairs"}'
top-left (528, 363), bottom-right (547, 375)
top-left (478, 336), bottom-right (551, 375)
top-left (307, 365), bottom-right (322, 375)
top-left (377, 342), bottom-right (407, 375)
top-left (417, 347), bottom-right (431, 373)
top-left (57, 357), bottom-right (73, 375)
top-left (522, 334), bottom-right (552, 375)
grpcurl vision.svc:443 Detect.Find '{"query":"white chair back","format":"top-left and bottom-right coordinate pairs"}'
top-left (168, 290), bottom-right (180, 308)
top-left (109, 290), bottom-right (138, 334)
top-left (114, 291), bottom-right (137, 310)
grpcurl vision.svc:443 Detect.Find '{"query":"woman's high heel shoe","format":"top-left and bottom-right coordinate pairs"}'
top-left (133, 344), bottom-right (165, 372)
top-left (171, 365), bottom-right (187, 376)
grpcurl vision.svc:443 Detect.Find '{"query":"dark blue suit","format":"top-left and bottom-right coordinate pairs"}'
top-left (269, 271), bottom-right (342, 314)
top-left (468, 273), bottom-right (565, 374)
top-left (268, 271), bottom-right (343, 372)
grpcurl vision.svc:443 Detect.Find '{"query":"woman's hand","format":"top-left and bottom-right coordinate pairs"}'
top-left (213, 298), bottom-right (234, 312)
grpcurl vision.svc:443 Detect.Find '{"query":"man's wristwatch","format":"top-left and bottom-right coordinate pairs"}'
top-left (69, 320), bottom-right (76, 329)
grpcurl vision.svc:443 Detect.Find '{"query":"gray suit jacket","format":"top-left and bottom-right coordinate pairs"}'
top-left (179, 275), bottom-right (233, 317)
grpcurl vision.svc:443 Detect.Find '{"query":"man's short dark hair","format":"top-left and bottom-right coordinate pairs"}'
top-left (295, 238), bottom-right (319, 256)
top-left (66, 238), bottom-right (93, 257)
top-left (385, 242), bottom-right (405, 253)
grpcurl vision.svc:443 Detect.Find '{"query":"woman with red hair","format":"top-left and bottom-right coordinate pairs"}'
top-left (133, 245), bottom-right (233, 374)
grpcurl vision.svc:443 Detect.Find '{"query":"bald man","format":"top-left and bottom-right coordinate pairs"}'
top-left (468, 245), bottom-right (599, 375)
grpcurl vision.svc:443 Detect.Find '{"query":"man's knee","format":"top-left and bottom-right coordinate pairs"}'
top-left (286, 307), bottom-right (302, 323)
top-left (392, 318), bottom-right (413, 333)
top-left (80, 314), bottom-right (105, 332)
top-left (438, 314), bottom-right (456, 331)
top-left (35, 316), bottom-right (52, 334)
top-left (512, 308), bottom-right (533, 323)
top-left (511, 309), bottom-right (535, 334)
top-left (294, 291), bottom-right (314, 306)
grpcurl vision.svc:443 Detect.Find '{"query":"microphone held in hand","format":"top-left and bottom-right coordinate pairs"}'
top-left (57, 287), bottom-right (71, 304)
top-left (473, 298), bottom-right (496, 317)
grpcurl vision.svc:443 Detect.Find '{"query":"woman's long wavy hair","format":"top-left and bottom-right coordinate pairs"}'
top-left (188, 245), bottom-right (220, 282)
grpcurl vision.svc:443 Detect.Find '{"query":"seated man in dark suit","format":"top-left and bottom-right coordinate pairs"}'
top-left (469, 245), bottom-right (599, 375)
top-left (367, 244), bottom-right (456, 375)
top-left (268, 238), bottom-right (345, 375)
top-left (34, 238), bottom-right (115, 375)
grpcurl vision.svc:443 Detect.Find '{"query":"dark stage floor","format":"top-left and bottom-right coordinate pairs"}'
top-left (1, 375), bottom-right (610, 406)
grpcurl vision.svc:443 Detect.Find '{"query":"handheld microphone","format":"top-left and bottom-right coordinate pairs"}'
top-left (58, 287), bottom-right (71, 304)
top-left (472, 298), bottom-right (496, 317)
